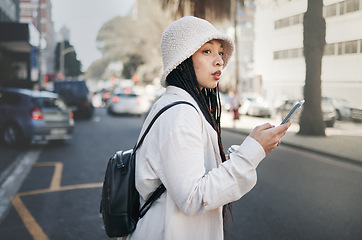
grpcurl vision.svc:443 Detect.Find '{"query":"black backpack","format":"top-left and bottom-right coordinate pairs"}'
top-left (100, 101), bottom-right (195, 238)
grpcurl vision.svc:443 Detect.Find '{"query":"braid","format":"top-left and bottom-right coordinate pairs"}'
top-left (166, 56), bottom-right (232, 228)
top-left (166, 57), bottom-right (226, 163)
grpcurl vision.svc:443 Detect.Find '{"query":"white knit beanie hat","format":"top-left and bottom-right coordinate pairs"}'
top-left (160, 16), bottom-right (234, 87)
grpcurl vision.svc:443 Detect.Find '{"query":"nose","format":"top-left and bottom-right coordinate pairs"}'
top-left (214, 54), bottom-right (224, 67)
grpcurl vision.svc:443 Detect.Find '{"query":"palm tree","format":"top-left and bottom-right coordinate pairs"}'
top-left (299, 0), bottom-right (326, 136)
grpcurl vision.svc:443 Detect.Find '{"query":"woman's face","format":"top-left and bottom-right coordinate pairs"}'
top-left (192, 39), bottom-right (224, 89)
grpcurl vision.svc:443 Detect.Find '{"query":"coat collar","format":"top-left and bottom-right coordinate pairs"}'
top-left (164, 86), bottom-right (200, 111)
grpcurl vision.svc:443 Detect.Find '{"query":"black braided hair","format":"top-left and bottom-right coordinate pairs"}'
top-left (166, 56), bottom-right (226, 162)
top-left (165, 56), bottom-right (232, 227)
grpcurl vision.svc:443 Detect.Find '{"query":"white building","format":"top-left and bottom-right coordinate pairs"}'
top-left (253, 0), bottom-right (362, 106)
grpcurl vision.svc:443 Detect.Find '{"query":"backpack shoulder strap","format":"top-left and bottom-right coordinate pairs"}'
top-left (133, 101), bottom-right (196, 153)
top-left (134, 101), bottom-right (196, 219)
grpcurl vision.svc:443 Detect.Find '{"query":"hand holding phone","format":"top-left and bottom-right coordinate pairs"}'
top-left (281, 100), bottom-right (305, 124)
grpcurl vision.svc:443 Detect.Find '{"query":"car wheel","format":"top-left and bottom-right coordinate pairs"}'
top-left (325, 120), bottom-right (335, 128)
top-left (2, 124), bottom-right (25, 147)
top-left (107, 108), bottom-right (114, 115)
top-left (336, 110), bottom-right (342, 121)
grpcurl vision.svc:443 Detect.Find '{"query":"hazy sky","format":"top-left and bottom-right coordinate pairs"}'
top-left (51, 0), bottom-right (135, 71)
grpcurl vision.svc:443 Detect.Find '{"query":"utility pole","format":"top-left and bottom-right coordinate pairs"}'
top-left (37, 0), bottom-right (42, 89)
top-left (231, 0), bottom-right (240, 93)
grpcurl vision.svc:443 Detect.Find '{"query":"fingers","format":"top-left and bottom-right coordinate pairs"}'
top-left (255, 122), bottom-right (274, 131)
top-left (249, 120), bottom-right (292, 154)
top-left (273, 120), bottom-right (292, 136)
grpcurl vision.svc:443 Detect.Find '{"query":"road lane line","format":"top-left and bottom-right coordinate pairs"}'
top-left (0, 149), bottom-right (42, 223)
top-left (8, 156), bottom-right (103, 239)
top-left (17, 182), bottom-right (103, 197)
top-left (35, 162), bottom-right (63, 189)
top-left (12, 182), bottom-right (103, 240)
top-left (11, 195), bottom-right (49, 240)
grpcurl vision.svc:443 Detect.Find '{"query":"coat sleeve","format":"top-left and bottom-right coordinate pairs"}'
top-left (153, 105), bottom-right (266, 216)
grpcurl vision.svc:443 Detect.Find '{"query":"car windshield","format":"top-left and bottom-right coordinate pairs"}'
top-left (118, 93), bottom-right (137, 97)
top-left (55, 82), bottom-right (88, 96)
top-left (33, 97), bottom-right (67, 110)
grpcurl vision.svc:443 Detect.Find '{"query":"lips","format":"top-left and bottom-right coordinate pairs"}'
top-left (212, 70), bottom-right (222, 80)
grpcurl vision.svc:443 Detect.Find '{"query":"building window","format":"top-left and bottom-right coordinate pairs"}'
top-left (275, 19), bottom-right (283, 29)
top-left (290, 48), bottom-right (299, 58)
top-left (325, 3), bottom-right (337, 17)
top-left (339, 1), bottom-right (345, 15)
top-left (282, 17), bottom-right (289, 28)
top-left (324, 43), bottom-right (335, 55)
top-left (338, 42), bottom-right (344, 55)
top-left (274, 51), bottom-right (280, 60)
top-left (345, 40), bottom-right (358, 54)
top-left (346, 0), bottom-right (360, 13)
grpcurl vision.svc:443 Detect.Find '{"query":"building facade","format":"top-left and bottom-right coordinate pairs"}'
top-left (254, 0), bottom-right (362, 106)
top-left (0, 0), bottom-right (19, 22)
top-left (0, 0), bottom-right (40, 88)
top-left (19, 0), bottom-right (55, 84)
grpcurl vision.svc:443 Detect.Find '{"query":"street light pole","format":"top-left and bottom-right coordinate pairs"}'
top-left (59, 40), bottom-right (74, 79)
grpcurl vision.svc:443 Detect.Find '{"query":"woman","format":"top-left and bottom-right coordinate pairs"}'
top-left (126, 16), bottom-right (291, 240)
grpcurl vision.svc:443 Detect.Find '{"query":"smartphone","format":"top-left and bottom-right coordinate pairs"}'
top-left (281, 100), bottom-right (305, 124)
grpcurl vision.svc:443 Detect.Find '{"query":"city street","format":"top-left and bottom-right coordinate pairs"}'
top-left (0, 107), bottom-right (361, 240)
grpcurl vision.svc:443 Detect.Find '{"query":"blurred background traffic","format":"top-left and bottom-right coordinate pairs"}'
top-left (1, 0), bottom-right (362, 147)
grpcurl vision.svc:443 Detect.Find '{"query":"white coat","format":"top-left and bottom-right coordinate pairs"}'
top-left (124, 86), bottom-right (265, 240)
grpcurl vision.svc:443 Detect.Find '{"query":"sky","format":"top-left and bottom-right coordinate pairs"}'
top-left (51, 0), bottom-right (135, 71)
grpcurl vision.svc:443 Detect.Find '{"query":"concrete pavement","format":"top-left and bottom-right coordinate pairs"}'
top-left (221, 112), bottom-right (362, 165)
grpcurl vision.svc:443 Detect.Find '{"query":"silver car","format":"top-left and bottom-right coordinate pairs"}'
top-left (0, 88), bottom-right (74, 146)
top-left (107, 88), bottom-right (150, 116)
top-left (277, 98), bottom-right (337, 127)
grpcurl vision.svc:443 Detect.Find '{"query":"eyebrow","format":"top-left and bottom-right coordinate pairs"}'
top-left (206, 41), bottom-right (224, 48)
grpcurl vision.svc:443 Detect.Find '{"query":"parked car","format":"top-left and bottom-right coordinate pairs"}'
top-left (351, 107), bottom-right (362, 123)
top-left (53, 79), bottom-right (94, 119)
top-left (324, 97), bottom-right (352, 120)
top-left (277, 97), bottom-right (337, 127)
top-left (239, 93), bottom-right (272, 118)
top-left (0, 88), bottom-right (74, 147)
top-left (219, 92), bottom-right (231, 112)
top-left (107, 88), bottom-right (150, 116)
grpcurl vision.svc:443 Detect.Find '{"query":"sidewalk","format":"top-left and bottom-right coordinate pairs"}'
top-left (221, 112), bottom-right (362, 165)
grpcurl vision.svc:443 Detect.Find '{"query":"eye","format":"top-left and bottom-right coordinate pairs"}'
top-left (203, 49), bottom-right (211, 54)
top-left (219, 52), bottom-right (224, 56)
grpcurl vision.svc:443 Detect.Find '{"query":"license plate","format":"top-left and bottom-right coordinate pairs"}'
top-left (51, 128), bottom-right (67, 135)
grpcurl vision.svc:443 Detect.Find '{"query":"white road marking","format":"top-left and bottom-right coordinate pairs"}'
top-left (0, 149), bottom-right (42, 222)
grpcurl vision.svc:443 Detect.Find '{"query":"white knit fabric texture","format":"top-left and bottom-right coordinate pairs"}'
top-left (160, 16), bottom-right (234, 87)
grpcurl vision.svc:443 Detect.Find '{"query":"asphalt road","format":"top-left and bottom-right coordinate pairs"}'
top-left (0, 107), bottom-right (361, 240)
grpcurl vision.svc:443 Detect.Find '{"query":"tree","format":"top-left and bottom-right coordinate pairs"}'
top-left (160, 0), bottom-right (232, 22)
top-left (55, 41), bottom-right (82, 77)
top-left (122, 54), bottom-right (144, 79)
top-left (89, 0), bottom-right (172, 82)
top-left (298, 0), bottom-right (326, 136)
